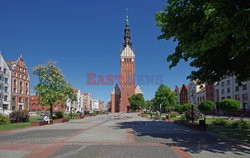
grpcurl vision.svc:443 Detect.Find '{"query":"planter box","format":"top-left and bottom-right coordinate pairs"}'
top-left (31, 121), bottom-right (49, 126)
top-left (53, 118), bottom-right (69, 123)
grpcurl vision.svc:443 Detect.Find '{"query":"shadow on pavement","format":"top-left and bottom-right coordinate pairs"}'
top-left (116, 121), bottom-right (250, 156)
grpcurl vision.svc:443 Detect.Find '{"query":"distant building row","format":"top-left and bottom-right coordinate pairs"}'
top-left (0, 53), bottom-right (106, 115)
top-left (29, 91), bottom-right (107, 114)
top-left (175, 77), bottom-right (250, 109)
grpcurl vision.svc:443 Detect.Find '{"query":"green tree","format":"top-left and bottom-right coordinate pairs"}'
top-left (145, 99), bottom-right (154, 119)
top-left (154, 84), bottom-right (177, 113)
top-left (129, 93), bottom-right (145, 112)
top-left (198, 100), bottom-right (216, 126)
top-left (198, 100), bottom-right (216, 114)
top-left (155, 0), bottom-right (250, 83)
top-left (218, 99), bottom-right (241, 113)
top-left (33, 61), bottom-right (77, 119)
top-left (181, 103), bottom-right (194, 113)
top-left (145, 100), bottom-right (153, 111)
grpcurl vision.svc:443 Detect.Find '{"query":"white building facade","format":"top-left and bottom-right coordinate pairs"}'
top-left (188, 80), bottom-right (205, 106)
top-left (91, 99), bottom-right (99, 112)
top-left (196, 89), bottom-right (206, 106)
top-left (216, 76), bottom-right (250, 109)
top-left (66, 89), bottom-right (84, 114)
top-left (76, 90), bottom-right (84, 113)
top-left (0, 54), bottom-right (11, 115)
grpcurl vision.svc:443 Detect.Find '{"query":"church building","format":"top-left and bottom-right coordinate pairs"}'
top-left (110, 15), bottom-right (142, 113)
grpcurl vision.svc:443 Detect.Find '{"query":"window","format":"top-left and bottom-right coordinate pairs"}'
top-left (235, 95), bottom-right (240, 101)
top-left (235, 86), bottom-right (239, 92)
top-left (0, 67), bottom-right (1, 71)
top-left (227, 80), bottom-right (230, 85)
top-left (4, 78), bottom-right (8, 84)
top-left (4, 95), bottom-right (7, 101)
top-left (12, 96), bottom-right (16, 101)
top-left (19, 105), bottom-right (22, 110)
top-left (227, 96), bottom-right (231, 99)
top-left (3, 104), bottom-right (8, 110)
top-left (242, 93), bottom-right (248, 102)
top-left (242, 84), bottom-right (247, 90)
top-left (227, 88), bottom-right (230, 93)
top-left (14, 79), bottom-right (17, 85)
top-left (4, 87), bottom-right (8, 92)
top-left (19, 97), bottom-right (22, 103)
top-left (221, 89), bottom-right (224, 94)
top-left (3, 68), bottom-right (6, 74)
top-left (221, 82), bottom-right (224, 87)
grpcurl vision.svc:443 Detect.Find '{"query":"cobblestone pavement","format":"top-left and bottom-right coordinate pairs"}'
top-left (0, 113), bottom-right (249, 158)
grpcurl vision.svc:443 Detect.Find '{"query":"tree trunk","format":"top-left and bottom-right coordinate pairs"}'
top-left (50, 104), bottom-right (53, 119)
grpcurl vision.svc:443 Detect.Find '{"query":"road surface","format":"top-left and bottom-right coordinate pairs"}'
top-left (0, 113), bottom-right (249, 158)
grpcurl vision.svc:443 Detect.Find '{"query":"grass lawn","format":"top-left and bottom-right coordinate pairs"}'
top-left (208, 125), bottom-right (250, 145)
top-left (205, 117), bottom-right (250, 145)
top-left (0, 116), bottom-right (42, 131)
top-left (172, 116), bottom-right (250, 145)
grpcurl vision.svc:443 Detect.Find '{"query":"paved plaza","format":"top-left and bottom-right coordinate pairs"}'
top-left (0, 113), bottom-right (250, 158)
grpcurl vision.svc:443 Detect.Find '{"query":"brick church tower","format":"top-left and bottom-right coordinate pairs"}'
top-left (110, 14), bottom-right (140, 113)
top-left (120, 15), bottom-right (135, 112)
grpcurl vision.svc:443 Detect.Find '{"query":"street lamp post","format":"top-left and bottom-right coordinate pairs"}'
top-left (191, 103), bottom-right (194, 124)
top-left (159, 103), bottom-right (162, 120)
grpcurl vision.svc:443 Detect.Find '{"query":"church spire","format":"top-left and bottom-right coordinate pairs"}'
top-left (123, 9), bottom-right (132, 48)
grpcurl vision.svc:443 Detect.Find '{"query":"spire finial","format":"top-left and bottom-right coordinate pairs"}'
top-left (126, 8), bottom-right (129, 25)
top-left (123, 8), bottom-right (132, 48)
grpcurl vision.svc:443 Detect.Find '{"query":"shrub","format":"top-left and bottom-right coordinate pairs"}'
top-left (211, 118), bottom-right (228, 126)
top-left (174, 105), bottom-right (183, 114)
top-left (198, 100), bottom-right (216, 114)
top-left (182, 103), bottom-right (194, 112)
top-left (219, 99), bottom-right (241, 113)
top-left (174, 103), bottom-right (194, 114)
top-left (9, 110), bottom-right (29, 123)
top-left (84, 111), bottom-right (90, 115)
top-left (228, 120), bottom-right (250, 129)
top-left (179, 114), bottom-right (186, 121)
top-left (170, 112), bottom-right (177, 118)
top-left (0, 114), bottom-right (9, 125)
top-left (185, 109), bottom-right (201, 122)
top-left (55, 111), bottom-right (64, 119)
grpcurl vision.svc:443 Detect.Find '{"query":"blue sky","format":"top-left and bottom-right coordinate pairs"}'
top-left (0, 0), bottom-right (194, 101)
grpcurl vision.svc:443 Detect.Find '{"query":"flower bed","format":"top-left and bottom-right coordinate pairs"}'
top-left (174, 120), bottom-right (206, 131)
